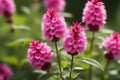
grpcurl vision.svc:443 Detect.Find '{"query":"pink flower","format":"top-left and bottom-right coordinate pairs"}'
top-left (43, 0), bottom-right (66, 12)
top-left (103, 32), bottom-right (120, 59)
top-left (82, 0), bottom-right (106, 31)
top-left (0, 0), bottom-right (15, 16)
top-left (42, 8), bottom-right (67, 42)
top-left (0, 64), bottom-right (13, 80)
top-left (27, 41), bottom-right (53, 70)
top-left (63, 22), bottom-right (87, 55)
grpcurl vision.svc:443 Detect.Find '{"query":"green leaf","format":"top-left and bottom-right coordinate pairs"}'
top-left (21, 6), bottom-right (31, 15)
top-left (62, 12), bottom-right (73, 18)
top-left (3, 56), bottom-right (18, 66)
top-left (73, 74), bottom-right (83, 80)
top-left (65, 77), bottom-right (70, 80)
top-left (7, 38), bottom-right (33, 47)
top-left (58, 48), bottom-right (64, 54)
top-left (33, 70), bottom-right (46, 74)
top-left (13, 25), bottom-right (30, 31)
top-left (37, 73), bottom-right (58, 80)
top-left (61, 61), bottom-right (67, 69)
top-left (73, 67), bottom-right (84, 71)
top-left (100, 28), bottom-right (114, 34)
top-left (19, 58), bottom-right (28, 68)
top-left (81, 58), bottom-right (103, 71)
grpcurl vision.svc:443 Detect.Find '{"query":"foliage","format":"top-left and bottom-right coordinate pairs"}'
top-left (0, 0), bottom-right (120, 80)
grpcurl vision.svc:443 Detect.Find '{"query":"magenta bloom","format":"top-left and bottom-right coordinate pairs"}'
top-left (0, 64), bottom-right (13, 80)
top-left (0, 0), bottom-right (15, 16)
top-left (42, 8), bottom-right (67, 42)
top-left (27, 41), bottom-right (53, 70)
top-left (43, 0), bottom-right (66, 12)
top-left (82, 0), bottom-right (106, 31)
top-left (103, 33), bottom-right (120, 59)
top-left (63, 22), bottom-right (87, 55)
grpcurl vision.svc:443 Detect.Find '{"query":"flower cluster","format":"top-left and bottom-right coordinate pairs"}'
top-left (0, 0), bottom-right (15, 15)
top-left (103, 33), bottom-right (120, 60)
top-left (0, 0), bottom-right (15, 24)
top-left (63, 22), bottom-right (87, 55)
top-left (43, 0), bottom-right (66, 12)
top-left (0, 64), bottom-right (13, 80)
top-left (27, 41), bottom-right (53, 70)
top-left (82, 0), bottom-right (106, 31)
top-left (42, 8), bottom-right (67, 42)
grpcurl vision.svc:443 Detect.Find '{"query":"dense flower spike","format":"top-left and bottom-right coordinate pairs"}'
top-left (103, 33), bottom-right (120, 59)
top-left (63, 22), bottom-right (87, 55)
top-left (0, 0), bottom-right (15, 24)
top-left (42, 8), bottom-right (67, 42)
top-left (43, 0), bottom-right (66, 12)
top-left (0, 64), bottom-right (13, 80)
top-left (0, 0), bottom-right (15, 16)
top-left (27, 41), bottom-right (53, 70)
top-left (82, 0), bottom-right (106, 31)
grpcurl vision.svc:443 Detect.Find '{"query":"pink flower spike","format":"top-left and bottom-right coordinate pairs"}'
top-left (0, 64), bottom-right (13, 80)
top-left (82, 0), bottom-right (106, 31)
top-left (42, 8), bottom-right (67, 42)
top-left (103, 32), bottom-right (120, 60)
top-left (27, 41), bottom-right (53, 70)
top-left (43, 0), bottom-right (66, 12)
top-left (0, 0), bottom-right (16, 16)
top-left (63, 22), bottom-right (87, 56)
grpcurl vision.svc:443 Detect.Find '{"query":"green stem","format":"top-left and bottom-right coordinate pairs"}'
top-left (89, 31), bottom-right (95, 53)
top-left (88, 31), bottom-right (95, 80)
top-left (54, 42), bottom-right (64, 80)
top-left (101, 60), bottom-right (111, 80)
top-left (69, 55), bottom-right (74, 80)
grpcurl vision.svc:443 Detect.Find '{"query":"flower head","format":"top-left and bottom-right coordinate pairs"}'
top-left (63, 22), bottom-right (87, 55)
top-left (42, 8), bottom-right (67, 42)
top-left (27, 41), bottom-right (53, 70)
top-left (43, 0), bottom-right (66, 12)
top-left (82, 0), bottom-right (106, 31)
top-left (0, 64), bottom-right (13, 80)
top-left (103, 32), bottom-right (120, 59)
top-left (0, 0), bottom-right (15, 16)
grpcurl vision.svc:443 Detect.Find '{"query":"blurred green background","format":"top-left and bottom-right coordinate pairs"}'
top-left (0, 0), bottom-right (120, 80)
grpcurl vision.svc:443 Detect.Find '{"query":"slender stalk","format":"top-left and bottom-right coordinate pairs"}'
top-left (89, 31), bottom-right (95, 53)
top-left (88, 66), bottom-right (92, 80)
top-left (69, 55), bottom-right (74, 80)
top-left (54, 42), bottom-right (64, 80)
top-left (101, 60), bottom-right (111, 80)
top-left (88, 31), bottom-right (95, 80)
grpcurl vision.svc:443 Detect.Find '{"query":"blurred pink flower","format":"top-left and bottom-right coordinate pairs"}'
top-left (82, 0), bottom-right (106, 31)
top-left (0, 64), bottom-right (13, 80)
top-left (63, 22), bottom-right (87, 55)
top-left (42, 8), bottom-right (67, 42)
top-left (103, 32), bottom-right (120, 59)
top-left (27, 41), bottom-right (53, 70)
top-left (43, 0), bottom-right (66, 12)
top-left (0, 0), bottom-right (15, 16)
